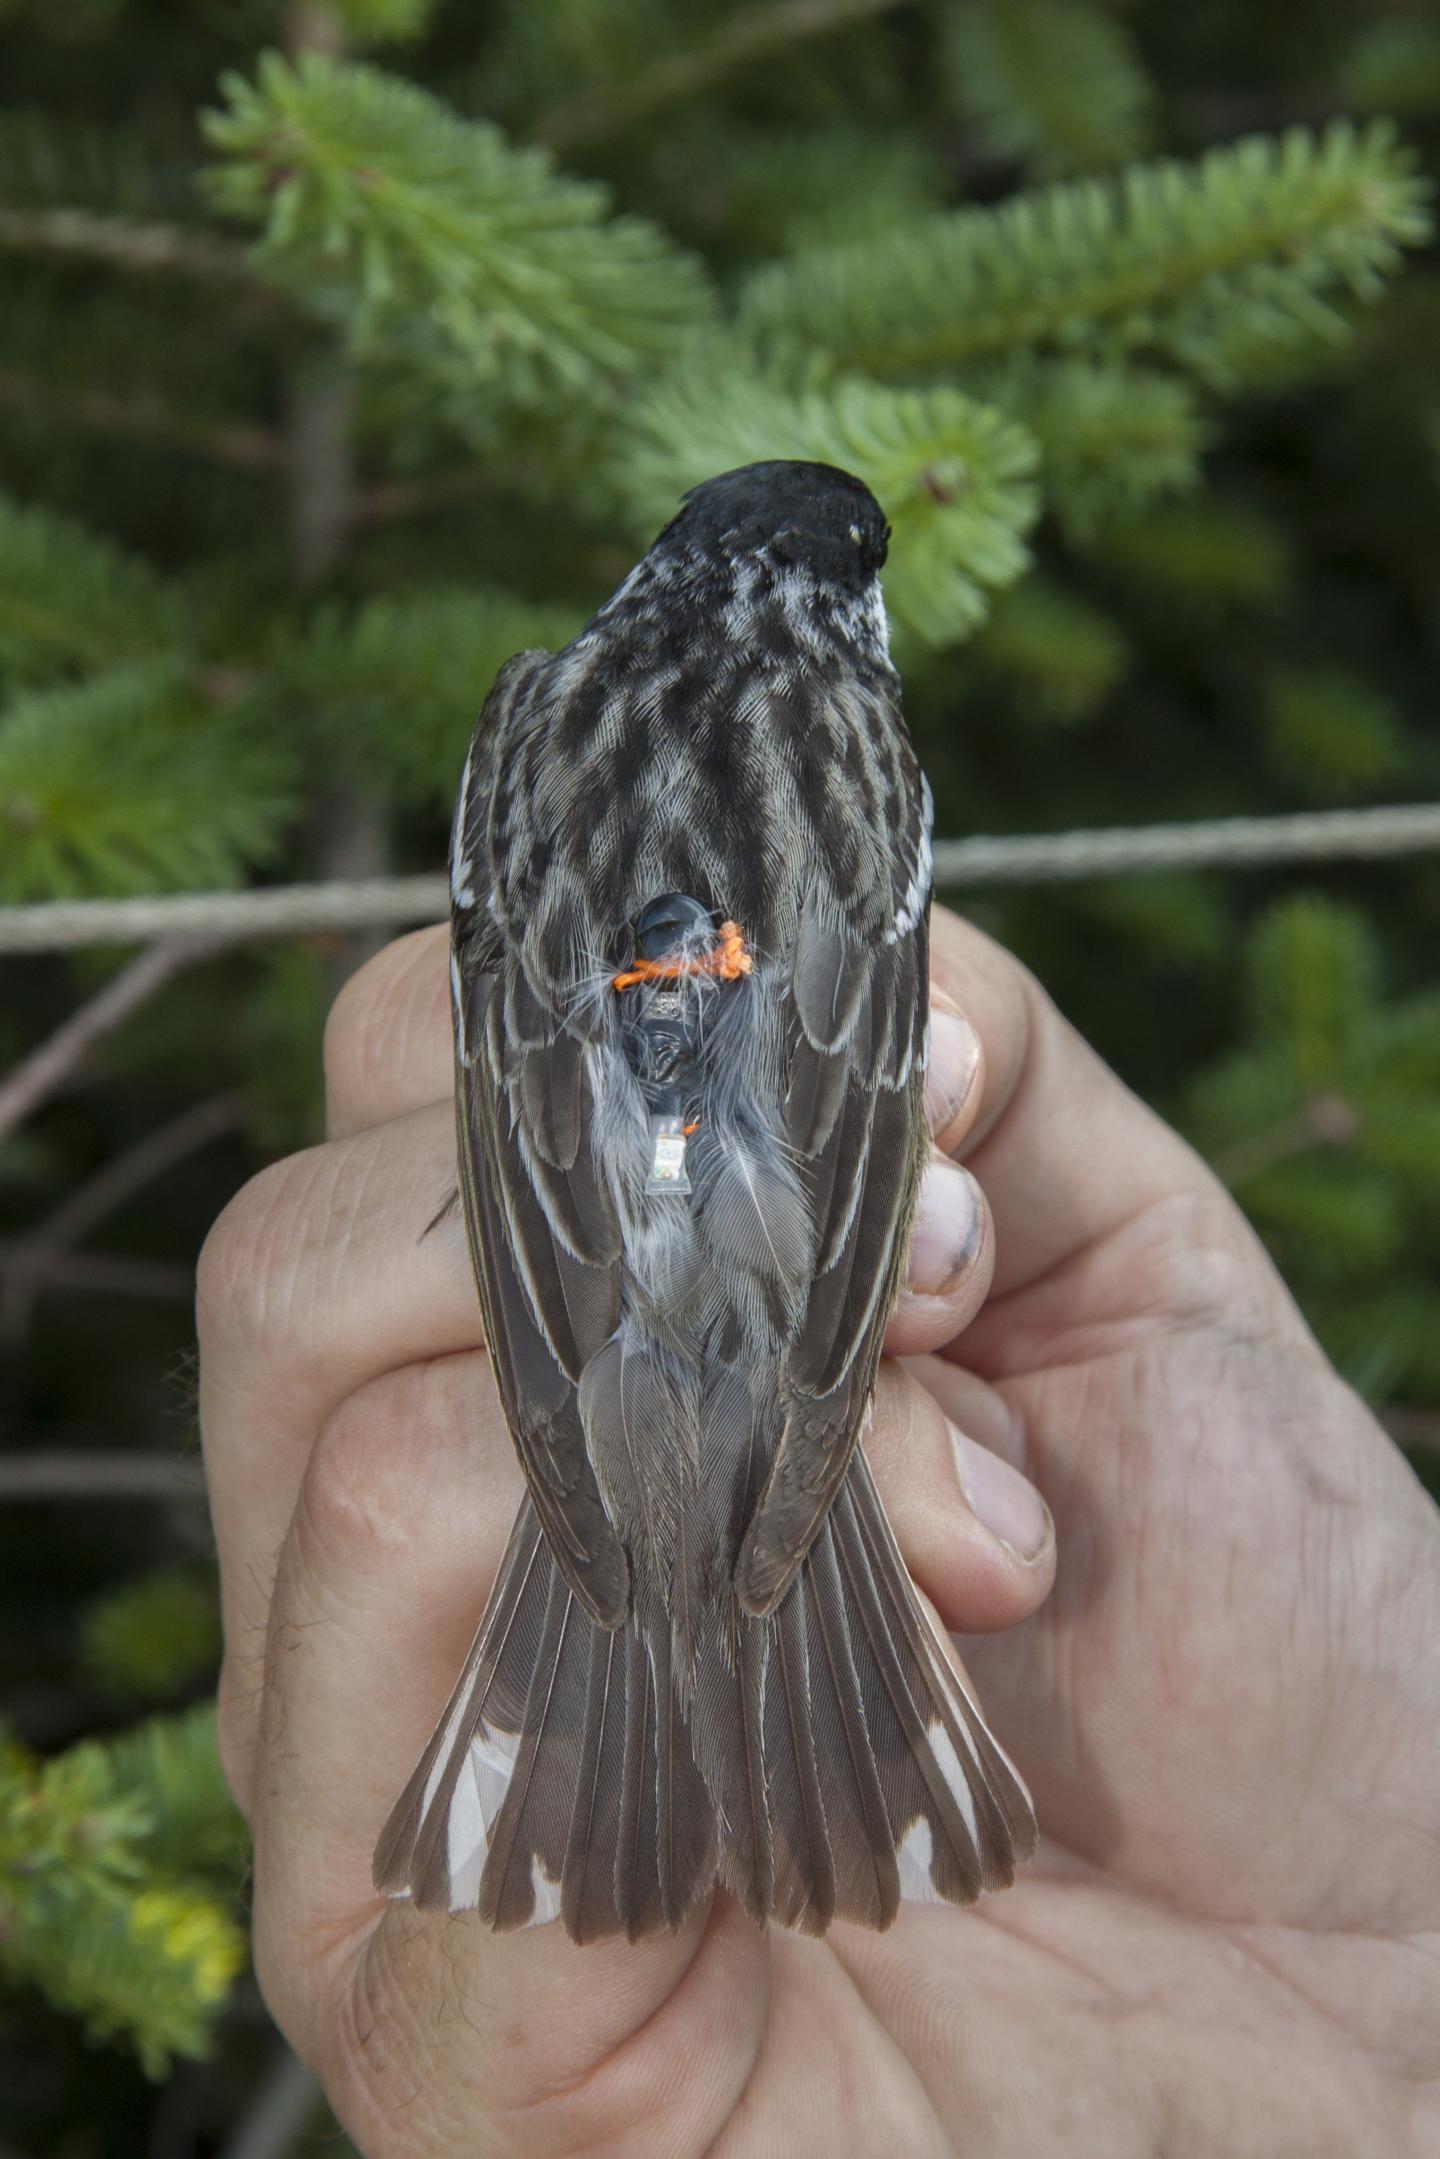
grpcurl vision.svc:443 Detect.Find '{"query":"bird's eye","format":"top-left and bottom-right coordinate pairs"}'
top-left (848, 524), bottom-right (862, 545)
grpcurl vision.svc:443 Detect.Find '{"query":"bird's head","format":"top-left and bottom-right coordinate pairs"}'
top-left (663, 460), bottom-right (891, 595)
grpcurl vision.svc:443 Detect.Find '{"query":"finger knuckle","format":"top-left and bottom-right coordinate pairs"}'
top-left (195, 1145), bottom-right (340, 1354)
top-left (248, 1885), bottom-right (321, 2064)
top-left (300, 1372), bottom-right (431, 1567)
top-left (324, 930), bottom-right (445, 1129)
top-left (1124, 1186), bottom-right (1302, 1345)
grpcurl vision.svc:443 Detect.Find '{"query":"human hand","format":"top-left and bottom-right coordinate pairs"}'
top-left (198, 903), bottom-right (1440, 2156)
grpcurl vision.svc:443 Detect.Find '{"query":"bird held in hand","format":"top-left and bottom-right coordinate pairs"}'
top-left (373, 460), bottom-right (1037, 1942)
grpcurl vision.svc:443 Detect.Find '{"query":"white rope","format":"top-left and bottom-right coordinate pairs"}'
top-left (0, 803), bottom-right (1437, 954)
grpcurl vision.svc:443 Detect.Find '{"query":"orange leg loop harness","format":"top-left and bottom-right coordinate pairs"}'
top-left (611, 919), bottom-right (753, 994)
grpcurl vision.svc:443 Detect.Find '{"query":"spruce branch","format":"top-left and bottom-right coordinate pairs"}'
top-left (0, 109), bottom-right (183, 223)
top-left (0, 664), bottom-right (297, 903)
top-left (612, 362), bottom-right (1039, 641)
top-left (79, 1569), bottom-right (223, 1705)
top-left (201, 54), bottom-right (714, 395)
top-left (971, 358), bottom-right (1207, 535)
top-left (0, 493), bottom-right (184, 681)
top-left (1340, 23), bottom-right (1440, 123)
top-left (0, 110), bottom-right (275, 292)
top-left (1264, 667), bottom-right (1407, 803)
top-left (740, 120), bottom-right (1430, 385)
top-left (650, 119), bottom-right (946, 258)
top-left (943, 0), bottom-right (1156, 180)
top-left (276, 587), bottom-right (581, 808)
top-left (1084, 495), bottom-right (1293, 613)
top-left (322, 0), bottom-right (437, 46)
top-left (1246, 893), bottom-right (1379, 1089)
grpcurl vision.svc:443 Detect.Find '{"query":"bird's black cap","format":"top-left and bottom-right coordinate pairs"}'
top-left (663, 460), bottom-right (890, 589)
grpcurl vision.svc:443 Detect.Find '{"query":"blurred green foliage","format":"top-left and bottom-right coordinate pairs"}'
top-left (0, 0), bottom-right (1436, 2146)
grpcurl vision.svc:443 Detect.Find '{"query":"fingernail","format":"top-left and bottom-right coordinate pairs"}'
top-left (907, 1156), bottom-right (983, 1295)
top-left (950, 1423), bottom-right (1052, 1563)
top-left (926, 1006), bottom-right (980, 1137)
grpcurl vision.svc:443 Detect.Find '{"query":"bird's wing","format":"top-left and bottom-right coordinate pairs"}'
top-left (451, 652), bottom-right (629, 1630)
top-left (735, 711), bottom-right (933, 1619)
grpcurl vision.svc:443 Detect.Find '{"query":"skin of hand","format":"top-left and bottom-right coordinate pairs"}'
top-left (197, 904), bottom-right (1440, 2159)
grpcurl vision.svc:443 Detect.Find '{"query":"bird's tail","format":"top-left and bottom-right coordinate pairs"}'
top-left (371, 1494), bottom-right (716, 1941)
top-left (372, 1456), bottom-right (1035, 1941)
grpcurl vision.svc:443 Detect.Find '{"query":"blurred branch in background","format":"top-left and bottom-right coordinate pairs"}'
top-left (0, 938), bottom-right (222, 1139)
top-left (0, 1092), bottom-right (242, 1346)
top-left (2, 805), bottom-right (1440, 960)
top-left (0, 1452), bottom-right (206, 1503)
top-left (217, 2047), bottom-right (322, 2159)
top-left (537, 0), bottom-right (913, 150)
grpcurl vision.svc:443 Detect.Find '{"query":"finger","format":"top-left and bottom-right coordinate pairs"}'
top-left (927, 906), bottom-right (1300, 1326)
top-left (925, 991), bottom-right (984, 1154)
top-left (866, 1363), bottom-right (1055, 1627)
top-left (903, 1350), bottom-right (1029, 1472)
top-left (885, 1153), bottom-right (994, 1355)
top-left (324, 924), bottom-right (452, 1140)
top-left (198, 1102), bottom-right (479, 1799)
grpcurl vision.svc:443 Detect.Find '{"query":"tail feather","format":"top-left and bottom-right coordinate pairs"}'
top-left (372, 1499), bottom-right (548, 1907)
top-left (560, 1624), bottom-right (627, 1942)
top-left (615, 1624), bottom-right (666, 1935)
top-left (763, 1582), bottom-right (836, 1933)
top-left (840, 1451), bottom-right (1037, 1897)
top-left (801, 1513), bottom-right (900, 1930)
top-left (373, 1451), bottom-right (1035, 1938)
top-left (830, 1476), bottom-right (986, 1904)
top-left (478, 1566), bottom-right (580, 1929)
top-left (652, 1624), bottom-right (717, 1930)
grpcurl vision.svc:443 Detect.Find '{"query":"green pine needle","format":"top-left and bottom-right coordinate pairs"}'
top-left (740, 120), bottom-right (1430, 385)
top-left (971, 358), bottom-right (1207, 535)
top-left (202, 53), bottom-right (714, 396)
top-left (943, 0), bottom-right (1157, 180)
top-left (0, 663), bottom-right (296, 900)
top-left (0, 493), bottom-right (184, 682)
top-left (278, 586), bottom-right (583, 808)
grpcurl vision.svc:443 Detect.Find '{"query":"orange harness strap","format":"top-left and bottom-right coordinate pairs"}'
top-left (612, 919), bottom-right (754, 994)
